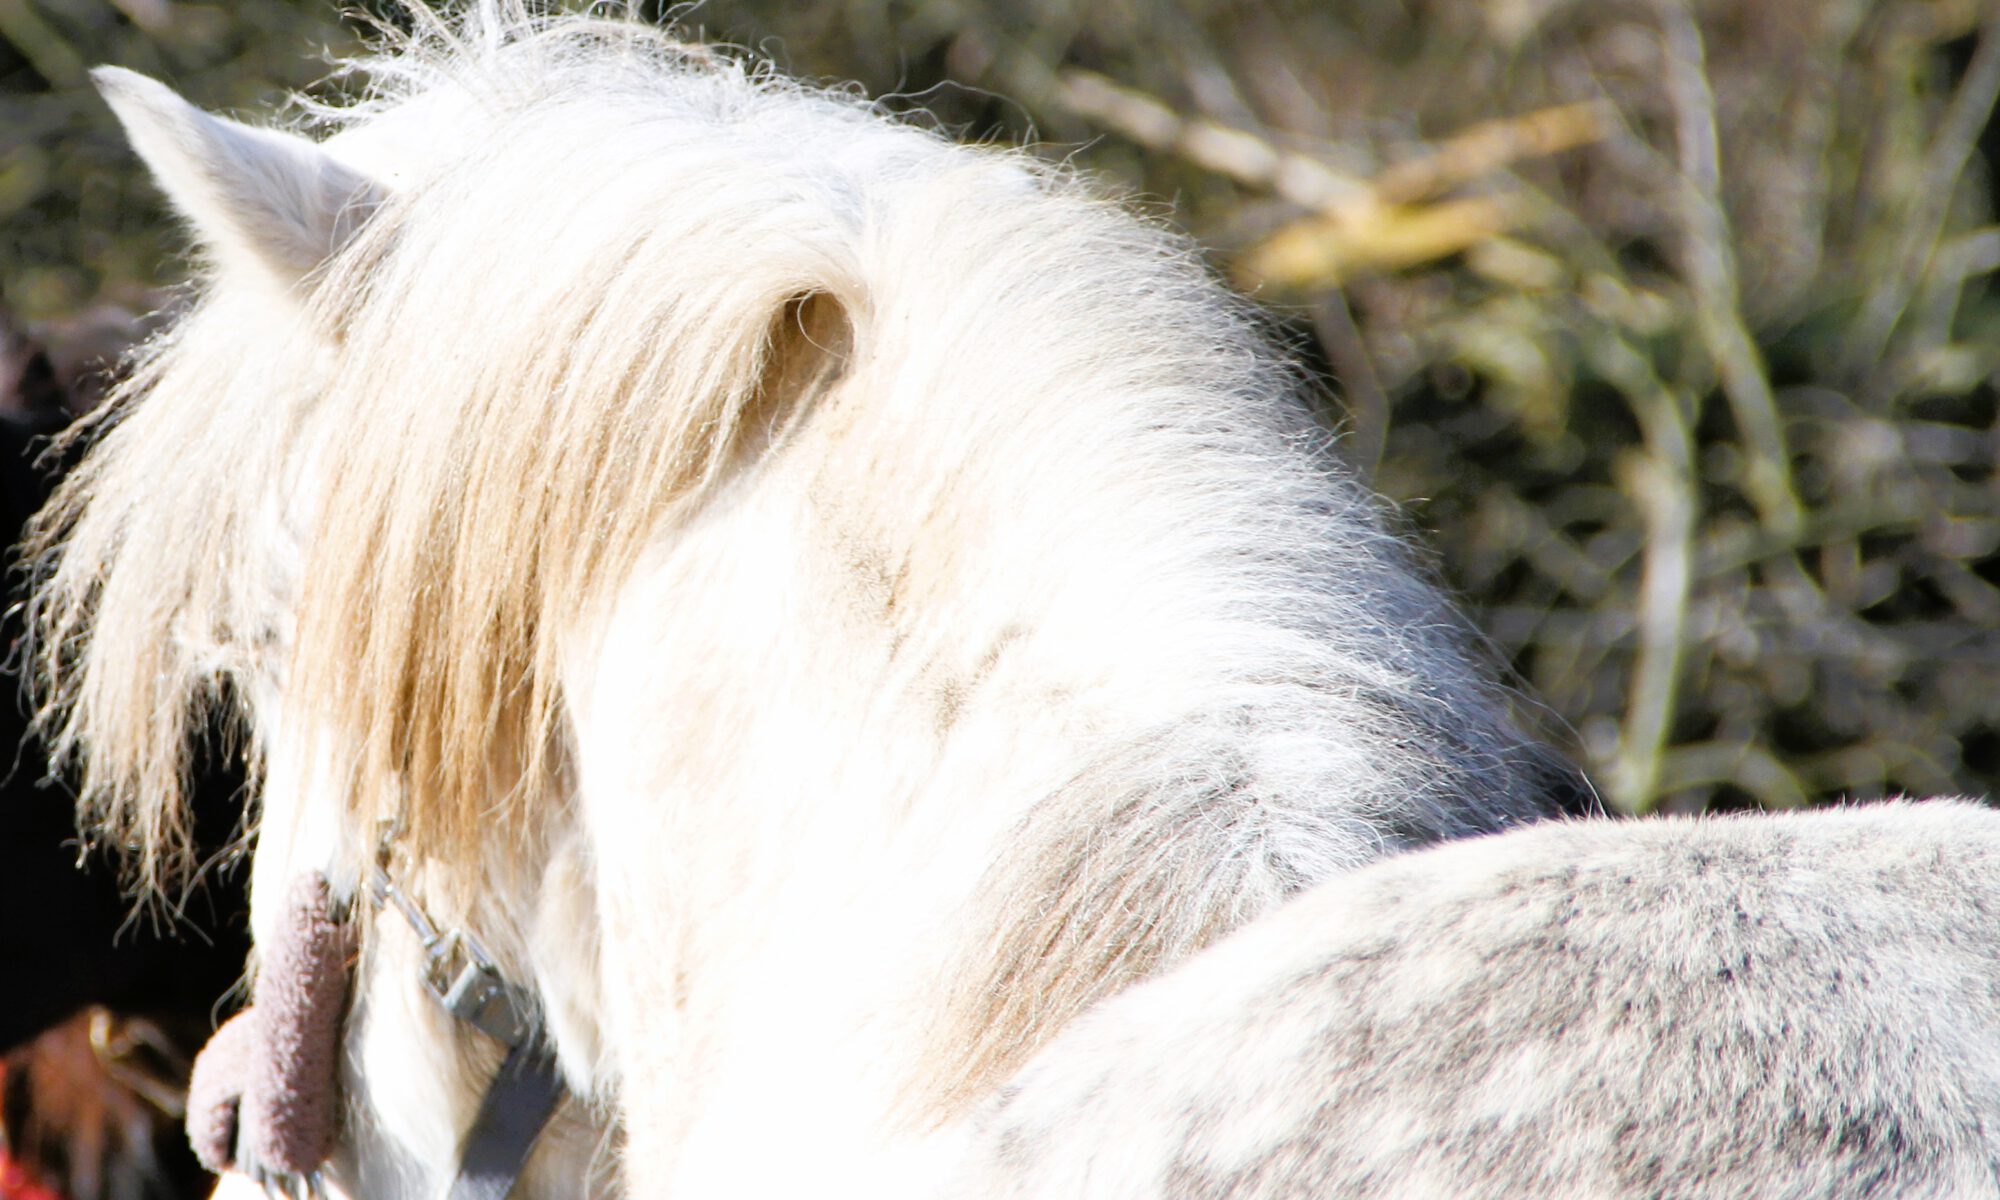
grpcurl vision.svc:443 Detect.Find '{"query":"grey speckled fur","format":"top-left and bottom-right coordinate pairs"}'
top-left (963, 801), bottom-right (2000, 1199)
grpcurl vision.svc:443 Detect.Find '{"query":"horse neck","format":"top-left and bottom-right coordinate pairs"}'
top-left (552, 345), bottom-right (1477, 1165)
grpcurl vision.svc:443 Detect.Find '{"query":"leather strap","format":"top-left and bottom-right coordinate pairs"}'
top-left (372, 856), bottom-right (568, 1200)
top-left (446, 1040), bottom-right (567, 1200)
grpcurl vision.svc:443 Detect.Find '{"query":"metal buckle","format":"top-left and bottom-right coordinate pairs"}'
top-left (369, 859), bottom-right (533, 1049)
top-left (422, 930), bottom-right (532, 1048)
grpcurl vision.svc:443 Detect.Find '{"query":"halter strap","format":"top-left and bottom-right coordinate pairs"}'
top-left (369, 862), bottom-right (567, 1200)
top-left (446, 1041), bottom-right (567, 1200)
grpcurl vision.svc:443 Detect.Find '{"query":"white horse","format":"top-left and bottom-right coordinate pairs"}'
top-left (30, 5), bottom-right (1575, 1196)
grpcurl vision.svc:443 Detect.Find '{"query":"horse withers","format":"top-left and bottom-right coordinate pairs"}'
top-left (968, 801), bottom-right (2000, 1198)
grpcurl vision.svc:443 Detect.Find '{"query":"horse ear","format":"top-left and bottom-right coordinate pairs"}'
top-left (93, 67), bottom-right (384, 289)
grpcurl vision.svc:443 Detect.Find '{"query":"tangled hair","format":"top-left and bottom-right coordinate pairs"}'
top-left (31, 7), bottom-right (879, 890)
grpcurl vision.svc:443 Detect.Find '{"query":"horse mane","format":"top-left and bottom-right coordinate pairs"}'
top-left (31, 4), bottom-right (1575, 1114)
top-left (30, 7), bottom-right (870, 889)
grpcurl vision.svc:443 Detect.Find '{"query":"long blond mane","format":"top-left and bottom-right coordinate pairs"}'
top-left (30, 9), bottom-right (868, 889)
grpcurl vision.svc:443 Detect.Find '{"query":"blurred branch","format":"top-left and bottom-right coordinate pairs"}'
top-left (1654, 0), bottom-right (1801, 536)
top-left (1587, 334), bottom-right (1698, 814)
top-left (1056, 67), bottom-right (1607, 287)
top-left (1310, 291), bottom-right (1389, 478)
top-left (1660, 741), bottom-right (1809, 809)
top-left (1844, 10), bottom-right (2000, 390)
top-left (1236, 195), bottom-right (1519, 290)
top-left (1052, 68), bottom-right (1364, 209)
top-left (0, 0), bottom-right (87, 89)
top-left (1370, 103), bottom-right (1610, 206)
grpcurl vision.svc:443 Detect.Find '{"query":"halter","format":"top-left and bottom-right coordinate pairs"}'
top-left (368, 856), bottom-right (567, 1200)
top-left (187, 852), bottom-right (563, 1199)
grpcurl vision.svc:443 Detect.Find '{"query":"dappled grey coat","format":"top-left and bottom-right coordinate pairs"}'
top-left (966, 800), bottom-right (2000, 1200)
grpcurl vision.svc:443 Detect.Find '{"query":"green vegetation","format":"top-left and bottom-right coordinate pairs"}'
top-left (7, 0), bottom-right (1998, 814)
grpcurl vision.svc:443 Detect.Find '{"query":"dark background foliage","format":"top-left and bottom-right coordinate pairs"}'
top-left (6, 0), bottom-right (2000, 816)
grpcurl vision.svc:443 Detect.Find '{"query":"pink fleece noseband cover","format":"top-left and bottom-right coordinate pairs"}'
top-left (186, 872), bottom-right (352, 1178)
